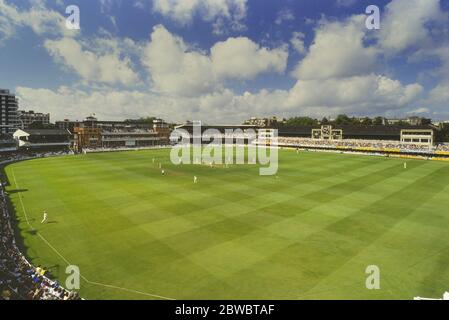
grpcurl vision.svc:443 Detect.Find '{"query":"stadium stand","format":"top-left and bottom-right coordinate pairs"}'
top-left (0, 154), bottom-right (79, 300)
top-left (276, 137), bottom-right (434, 153)
top-left (0, 186), bottom-right (80, 300)
top-left (249, 124), bottom-right (449, 159)
top-left (13, 129), bottom-right (72, 151)
top-left (82, 144), bottom-right (172, 154)
top-left (0, 136), bottom-right (17, 153)
top-left (276, 124), bottom-right (435, 140)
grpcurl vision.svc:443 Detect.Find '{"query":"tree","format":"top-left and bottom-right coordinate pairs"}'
top-left (28, 122), bottom-right (55, 129)
top-left (361, 117), bottom-right (373, 125)
top-left (284, 117), bottom-right (318, 126)
top-left (396, 120), bottom-right (409, 126)
top-left (436, 125), bottom-right (449, 143)
top-left (335, 114), bottom-right (352, 125)
top-left (373, 117), bottom-right (384, 125)
top-left (125, 117), bottom-right (156, 124)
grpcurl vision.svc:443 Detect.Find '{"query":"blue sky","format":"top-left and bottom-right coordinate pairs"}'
top-left (0, 0), bottom-right (448, 123)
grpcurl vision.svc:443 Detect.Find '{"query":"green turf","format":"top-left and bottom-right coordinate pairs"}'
top-left (4, 149), bottom-right (449, 300)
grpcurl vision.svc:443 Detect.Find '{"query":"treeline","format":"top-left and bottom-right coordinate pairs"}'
top-left (280, 115), bottom-right (388, 127)
top-left (436, 126), bottom-right (449, 143)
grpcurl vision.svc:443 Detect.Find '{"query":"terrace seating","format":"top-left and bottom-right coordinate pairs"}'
top-left (0, 158), bottom-right (79, 300)
top-left (274, 137), bottom-right (447, 155)
top-left (0, 187), bottom-right (80, 300)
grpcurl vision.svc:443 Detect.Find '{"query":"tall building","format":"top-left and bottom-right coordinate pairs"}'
top-left (0, 89), bottom-right (19, 134)
top-left (18, 110), bottom-right (50, 129)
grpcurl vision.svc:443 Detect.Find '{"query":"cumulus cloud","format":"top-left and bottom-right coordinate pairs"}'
top-left (0, 0), bottom-right (76, 42)
top-left (15, 85), bottom-right (243, 123)
top-left (15, 72), bottom-right (423, 124)
top-left (407, 107), bottom-right (430, 115)
top-left (275, 8), bottom-right (295, 25)
top-left (153, 0), bottom-right (247, 33)
top-left (336, 0), bottom-right (357, 7)
top-left (44, 37), bottom-right (140, 86)
top-left (6, 2), bottom-right (432, 123)
top-left (378, 0), bottom-right (446, 54)
top-left (292, 15), bottom-right (378, 80)
top-left (16, 86), bottom-right (164, 121)
top-left (286, 75), bottom-right (423, 113)
top-left (416, 84), bottom-right (449, 118)
top-left (290, 32), bottom-right (306, 54)
top-left (142, 25), bottom-right (289, 96)
top-left (142, 25), bottom-right (218, 96)
top-left (424, 84), bottom-right (449, 112)
top-left (210, 37), bottom-right (288, 79)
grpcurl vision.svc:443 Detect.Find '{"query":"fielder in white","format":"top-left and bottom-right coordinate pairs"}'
top-left (404, 162), bottom-right (407, 169)
top-left (194, 176), bottom-right (198, 184)
top-left (41, 211), bottom-right (48, 224)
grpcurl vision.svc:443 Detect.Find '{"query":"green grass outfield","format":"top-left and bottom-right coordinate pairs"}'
top-left (4, 149), bottom-right (449, 300)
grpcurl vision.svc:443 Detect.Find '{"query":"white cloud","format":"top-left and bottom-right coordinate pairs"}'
top-left (142, 25), bottom-right (288, 96)
top-left (426, 84), bottom-right (449, 106)
top-left (379, 0), bottom-right (446, 54)
top-left (407, 107), bottom-right (430, 114)
top-left (275, 8), bottom-right (295, 25)
top-left (15, 72), bottom-right (423, 124)
top-left (211, 37), bottom-right (288, 79)
top-left (16, 86), bottom-right (161, 121)
top-left (336, 0), bottom-right (357, 7)
top-left (286, 75), bottom-right (423, 113)
top-left (290, 32), bottom-right (306, 55)
top-left (292, 15), bottom-right (378, 80)
top-left (418, 84), bottom-right (449, 118)
top-left (15, 85), bottom-right (241, 123)
top-left (142, 25), bottom-right (218, 96)
top-left (133, 1), bottom-right (146, 10)
top-left (44, 37), bottom-right (140, 86)
top-left (0, 0), bottom-right (76, 42)
top-left (6, 3), bottom-right (432, 123)
top-left (153, 0), bottom-right (247, 33)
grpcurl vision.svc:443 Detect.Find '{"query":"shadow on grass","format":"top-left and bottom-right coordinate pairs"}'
top-left (7, 188), bottom-right (29, 194)
top-left (1, 165), bottom-right (33, 260)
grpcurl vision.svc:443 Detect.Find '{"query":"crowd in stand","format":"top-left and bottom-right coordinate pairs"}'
top-left (1, 152), bottom-right (80, 300)
top-left (0, 186), bottom-right (80, 300)
top-left (275, 137), bottom-right (448, 154)
top-left (0, 150), bottom-right (74, 164)
top-left (82, 145), bottom-right (172, 154)
top-left (436, 144), bottom-right (449, 152)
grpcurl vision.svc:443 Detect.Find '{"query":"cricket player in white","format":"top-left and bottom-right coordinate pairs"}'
top-left (404, 162), bottom-right (407, 169)
top-left (41, 211), bottom-right (48, 224)
top-left (194, 176), bottom-right (198, 184)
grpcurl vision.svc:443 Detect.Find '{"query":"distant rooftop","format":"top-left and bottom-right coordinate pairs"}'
top-left (20, 129), bottom-right (71, 136)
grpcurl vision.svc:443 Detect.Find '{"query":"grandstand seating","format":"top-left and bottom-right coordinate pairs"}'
top-left (0, 154), bottom-right (79, 300)
top-left (273, 137), bottom-right (449, 156)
